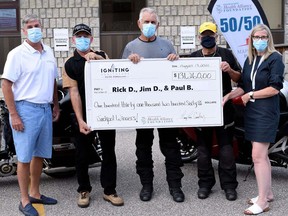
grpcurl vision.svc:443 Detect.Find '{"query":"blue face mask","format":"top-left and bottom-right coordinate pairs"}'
top-left (27, 28), bottom-right (42, 43)
top-left (142, 23), bottom-right (156, 38)
top-left (253, 40), bottom-right (268, 52)
top-left (75, 37), bottom-right (91, 52)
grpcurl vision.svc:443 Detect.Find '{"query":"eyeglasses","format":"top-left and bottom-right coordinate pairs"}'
top-left (252, 36), bottom-right (268, 41)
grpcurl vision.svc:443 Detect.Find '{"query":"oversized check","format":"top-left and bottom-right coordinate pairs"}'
top-left (85, 57), bottom-right (223, 130)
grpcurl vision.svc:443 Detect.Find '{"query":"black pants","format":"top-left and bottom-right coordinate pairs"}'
top-left (135, 128), bottom-right (184, 188)
top-left (74, 129), bottom-right (117, 195)
top-left (197, 126), bottom-right (238, 190)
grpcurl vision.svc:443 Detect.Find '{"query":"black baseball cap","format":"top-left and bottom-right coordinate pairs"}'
top-left (73, 24), bottom-right (91, 35)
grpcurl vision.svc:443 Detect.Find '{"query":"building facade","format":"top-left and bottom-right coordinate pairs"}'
top-left (0, 0), bottom-right (287, 75)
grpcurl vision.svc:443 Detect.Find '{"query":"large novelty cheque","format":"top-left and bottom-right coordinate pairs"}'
top-left (85, 58), bottom-right (223, 130)
top-left (208, 0), bottom-right (269, 68)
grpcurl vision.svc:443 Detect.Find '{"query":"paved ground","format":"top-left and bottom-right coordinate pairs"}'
top-left (1, 129), bottom-right (288, 216)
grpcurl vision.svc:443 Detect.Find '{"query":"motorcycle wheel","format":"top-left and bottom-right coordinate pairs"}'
top-left (177, 136), bottom-right (198, 163)
top-left (43, 135), bottom-right (102, 178)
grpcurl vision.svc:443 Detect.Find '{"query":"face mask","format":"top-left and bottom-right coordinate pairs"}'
top-left (201, 35), bottom-right (216, 49)
top-left (253, 40), bottom-right (268, 52)
top-left (142, 23), bottom-right (156, 38)
top-left (27, 28), bottom-right (42, 43)
top-left (75, 37), bottom-right (91, 52)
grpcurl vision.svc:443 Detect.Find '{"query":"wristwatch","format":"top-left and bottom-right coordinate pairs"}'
top-left (248, 91), bottom-right (254, 100)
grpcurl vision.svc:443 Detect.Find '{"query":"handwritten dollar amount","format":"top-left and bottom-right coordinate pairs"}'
top-left (173, 71), bottom-right (213, 80)
top-left (220, 16), bottom-right (261, 33)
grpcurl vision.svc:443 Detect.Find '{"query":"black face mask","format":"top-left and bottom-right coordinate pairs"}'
top-left (201, 36), bottom-right (216, 48)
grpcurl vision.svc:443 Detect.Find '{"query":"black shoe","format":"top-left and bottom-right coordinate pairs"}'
top-left (139, 185), bottom-right (153, 201)
top-left (224, 188), bottom-right (237, 201)
top-left (197, 188), bottom-right (211, 199)
top-left (169, 187), bottom-right (185, 202)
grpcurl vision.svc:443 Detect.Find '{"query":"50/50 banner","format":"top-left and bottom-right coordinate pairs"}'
top-left (208, 0), bottom-right (269, 68)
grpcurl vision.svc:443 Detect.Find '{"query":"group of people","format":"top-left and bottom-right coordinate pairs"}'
top-left (1, 7), bottom-right (284, 216)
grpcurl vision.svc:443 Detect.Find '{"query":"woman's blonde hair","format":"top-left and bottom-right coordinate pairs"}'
top-left (247, 24), bottom-right (278, 64)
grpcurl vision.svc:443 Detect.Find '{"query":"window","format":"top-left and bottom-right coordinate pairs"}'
top-left (100, 0), bottom-right (146, 32)
top-left (0, 0), bottom-right (20, 37)
top-left (259, 0), bottom-right (283, 30)
top-left (258, 0), bottom-right (284, 44)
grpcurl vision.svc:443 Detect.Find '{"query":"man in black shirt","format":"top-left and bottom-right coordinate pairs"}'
top-left (190, 22), bottom-right (241, 201)
top-left (62, 24), bottom-right (123, 208)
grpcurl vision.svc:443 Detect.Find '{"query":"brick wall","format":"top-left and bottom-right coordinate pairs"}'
top-left (19, 0), bottom-right (223, 76)
top-left (19, 0), bottom-right (288, 76)
top-left (20, 0), bottom-right (100, 76)
top-left (148, 0), bottom-right (218, 55)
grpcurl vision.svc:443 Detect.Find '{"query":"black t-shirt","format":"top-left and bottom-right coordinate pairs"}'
top-left (64, 50), bottom-right (106, 116)
top-left (190, 47), bottom-right (241, 96)
top-left (190, 47), bottom-right (241, 125)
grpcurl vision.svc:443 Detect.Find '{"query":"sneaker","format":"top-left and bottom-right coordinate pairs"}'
top-left (103, 193), bottom-right (124, 206)
top-left (77, 191), bottom-right (90, 208)
top-left (19, 202), bottom-right (39, 216)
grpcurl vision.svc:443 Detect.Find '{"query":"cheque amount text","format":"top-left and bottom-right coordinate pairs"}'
top-left (173, 71), bottom-right (213, 80)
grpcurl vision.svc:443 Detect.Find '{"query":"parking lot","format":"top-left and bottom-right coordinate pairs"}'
top-left (1, 129), bottom-right (288, 216)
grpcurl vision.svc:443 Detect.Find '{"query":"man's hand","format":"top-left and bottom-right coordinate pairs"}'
top-left (167, 53), bottom-right (179, 61)
top-left (78, 120), bottom-right (92, 135)
top-left (84, 52), bottom-right (105, 62)
top-left (221, 61), bottom-right (232, 73)
top-left (221, 61), bottom-right (241, 82)
top-left (52, 103), bottom-right (60, 122)
top-left (10, 113), bottom-right (24, 132)
top-left (128, 53), bottom-right (141, 64)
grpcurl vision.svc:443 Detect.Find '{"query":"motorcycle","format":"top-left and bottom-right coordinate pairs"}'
top-left (0, 80), bottom-right (102, 178)
top-left (178, 92), bottom-right (288, 177)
